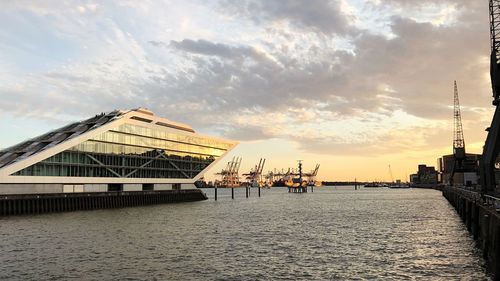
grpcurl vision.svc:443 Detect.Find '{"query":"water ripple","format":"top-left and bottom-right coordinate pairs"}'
top-left (0, 187), bottom-right (492, 280)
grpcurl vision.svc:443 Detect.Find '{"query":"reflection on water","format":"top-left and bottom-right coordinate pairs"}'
top-left (0, 187), bottom-right (491, 280)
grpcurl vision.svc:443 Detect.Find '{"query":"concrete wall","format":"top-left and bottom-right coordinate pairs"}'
top-left (0, 182), bottom-right (198, 194)
top-left (84, 184), bottom-right (107, 193)
top-left (63, 185), bottom-right (85, 193)
top-left (123, 184), bottom-right (142, 192)
top-left (464, 172), bottom-right (478, 186)
top-left (181, 183), bottom-right (197, 190)
top-left (0, 184), bottom-right (63, 194)
top-left (63, 185), bottom-right (73, 193)
top-left (155, 184), bottom-right (172, 191)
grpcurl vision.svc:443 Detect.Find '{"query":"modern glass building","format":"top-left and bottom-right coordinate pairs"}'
top-left (0, 108), bottom-right (237, 194)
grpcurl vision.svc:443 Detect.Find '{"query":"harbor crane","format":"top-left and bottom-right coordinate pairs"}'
top-left (215, 156), bottom-right (242, 187)
top-left (480, 0), bottom-right (500, 194)
top-left (451, 81), bottom-right (466, 186)
top-left (263, 162), bottom-right (320, 187)
top-left (242, 158), bottom-right (266, 187)
top-left (304, 164), bottom-right (320, 185)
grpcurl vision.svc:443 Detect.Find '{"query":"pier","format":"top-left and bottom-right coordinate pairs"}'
top-left (287, 185), bottom-right (308, 193)
top-left (443, 186), bottom-right (500, 279)
top-left (0, 189), bottom-right (207, 216)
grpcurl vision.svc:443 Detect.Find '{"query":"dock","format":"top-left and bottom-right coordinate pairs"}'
top-left (443, 186), bottom-right (500, 279)
top-left (0, 189), bottom-right (207, 216)
top-left (287, 185), bottom-right (308, 193)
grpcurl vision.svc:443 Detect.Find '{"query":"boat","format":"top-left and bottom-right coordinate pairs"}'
top-left (388, 179), bottom-right (410, 189)
top-left (364, 182), bottom-right (382, 188)
top-left (388, 182), bottom-right (410, 189)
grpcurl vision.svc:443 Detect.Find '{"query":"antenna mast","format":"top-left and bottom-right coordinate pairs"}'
top-left (388, 165), bottom-right (394, 183)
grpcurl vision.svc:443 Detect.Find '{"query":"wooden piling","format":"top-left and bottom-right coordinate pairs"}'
top-left (0, 190), bottom-right (208, 216)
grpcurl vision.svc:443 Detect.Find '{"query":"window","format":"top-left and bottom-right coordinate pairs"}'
top-left (142, 183), bottom-right (154, 191)
top-left (108, 184), bottom-right (123, 192)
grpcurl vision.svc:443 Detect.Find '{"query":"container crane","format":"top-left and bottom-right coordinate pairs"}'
top-left (304, 164), bottom-right (321, 186)
top-left (215, 156), bottom-right (242, 187)
top-left (243, 158), bottom-right (266, 187)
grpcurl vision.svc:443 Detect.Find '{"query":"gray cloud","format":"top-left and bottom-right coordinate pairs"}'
top-left (169, 39), bottom-right (263, 59)
top-left (218, 0), bottom-right (355, 35)
top-left (0, 0), bottom-right (494, 155)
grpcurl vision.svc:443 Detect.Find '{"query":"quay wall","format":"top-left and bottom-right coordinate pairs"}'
top-left (410, 184), bottom-right (443, 191)
top-left (443, 187), bottom-right (500, 280)
top-left (0, 189), bottom-right (207, 216)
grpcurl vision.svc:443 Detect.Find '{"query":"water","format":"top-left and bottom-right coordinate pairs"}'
top-left (0, 187), bottom-right (492, 280)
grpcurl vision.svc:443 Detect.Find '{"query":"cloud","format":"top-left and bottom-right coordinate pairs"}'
top-left (218, 0), bottom-right (356, 35)
top-left (0, 0), bottom-right (494, 158)
top-left (169, 39), bottom-right (263, 59)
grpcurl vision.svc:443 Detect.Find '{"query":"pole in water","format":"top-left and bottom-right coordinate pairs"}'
top-left (258, 186), bottom-right (261, 197)
top-left (231, 187), bottom-right (234, 199)
top-left (355, 178), bottom-right (358, 190)
top-left (246, 186), bottom-right (249, 198)
top-left (215, 186), bottom-right (218, 201)
top-left (312, 185), bottom-right (314, 193)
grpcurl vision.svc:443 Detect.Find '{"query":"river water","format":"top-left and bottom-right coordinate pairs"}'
top-left (0, 187), bottom-right (492, 280)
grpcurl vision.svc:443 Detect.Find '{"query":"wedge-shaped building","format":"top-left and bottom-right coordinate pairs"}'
top-left (0, 108), bottom-right (237, 194)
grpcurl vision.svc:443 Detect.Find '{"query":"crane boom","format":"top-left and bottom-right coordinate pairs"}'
top-left (491, 0), bottom-right (500, 103)
top-left (453, 81), bottom-right (466, 153)
top-left (480, 0), bottom-right (500, 193)
top-left (451, 81), bottom-right (466, 186)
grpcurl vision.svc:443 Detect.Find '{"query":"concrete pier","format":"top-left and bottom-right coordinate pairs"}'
top-left (0, 189), bottom-right (207, 216)
top-left (443, 186), bottom-right (500, 280)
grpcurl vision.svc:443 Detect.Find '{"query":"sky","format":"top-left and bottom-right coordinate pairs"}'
top-left (0, 0), bottom-right (494, 181)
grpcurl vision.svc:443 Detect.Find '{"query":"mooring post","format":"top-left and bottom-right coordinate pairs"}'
top-left (258, 186), bottom-right (261, 197)
top-left (231, 187), bottom-right (234, 199)
top-left (215, 186), bottom-right (218, 201)
top-left (246, 186), bottom-right (249, 198)
top-left (312, 186), bottom-right (314, 193)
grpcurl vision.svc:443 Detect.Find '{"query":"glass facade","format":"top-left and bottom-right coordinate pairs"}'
top-left (12, 123), bottom-right (230, 179)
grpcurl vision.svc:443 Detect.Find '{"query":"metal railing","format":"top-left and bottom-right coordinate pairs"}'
top-left (446, 185), bottom-right (500, 212)
top-left (484, 194), bottom-right (500, 210)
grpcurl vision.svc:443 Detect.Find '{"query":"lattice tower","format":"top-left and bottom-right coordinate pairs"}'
top-left (453, 81), bottom-right (465, 154)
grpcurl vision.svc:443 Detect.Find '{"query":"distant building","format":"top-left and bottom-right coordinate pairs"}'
top-left (437, 153), bottom-right (480, 186)
top-left (410, 165), bottom-right (438, 185)
top-left (0, 108), bottom-right (237, 194)
top-left (409, 174), bottom-right (419, 184)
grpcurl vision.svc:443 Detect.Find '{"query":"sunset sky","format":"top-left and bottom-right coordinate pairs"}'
top-left (0, 0), bottom-right (494, 181)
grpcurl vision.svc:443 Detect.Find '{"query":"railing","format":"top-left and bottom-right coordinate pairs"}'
top-left (445, 185), bottom-right (500, 211)
top-left (484, 194), bottom-right (500, 210)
